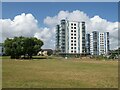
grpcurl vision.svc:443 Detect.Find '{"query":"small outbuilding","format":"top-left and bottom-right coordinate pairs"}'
top-left (37, 49), bottom-right (53, 56)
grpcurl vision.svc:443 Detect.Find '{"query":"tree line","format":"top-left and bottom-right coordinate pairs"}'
top-left (4, 36), bottom-right (43, 59)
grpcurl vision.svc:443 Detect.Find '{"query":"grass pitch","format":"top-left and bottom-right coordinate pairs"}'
top-left (2, 57), bottom-right (118, 88)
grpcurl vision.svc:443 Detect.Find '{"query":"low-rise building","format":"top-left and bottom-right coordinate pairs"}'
top-left (37, 49), bottom-right (53, 56)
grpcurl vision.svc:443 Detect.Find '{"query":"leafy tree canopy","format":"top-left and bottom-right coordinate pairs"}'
top-left (4, 36), bottom-right (43, 59)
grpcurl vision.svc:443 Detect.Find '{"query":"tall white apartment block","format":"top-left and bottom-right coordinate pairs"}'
top-left (98, 32), bottom-right (110, 55)
top-left (90, 31), bottom-right (99, 55)
top-left (56, 19), bottom-right (86, 54)
top-left (90, 31), bottom-right (110, 55)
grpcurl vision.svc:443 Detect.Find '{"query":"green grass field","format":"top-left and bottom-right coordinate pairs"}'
top-left (2, 57), bottom-right (118, 88)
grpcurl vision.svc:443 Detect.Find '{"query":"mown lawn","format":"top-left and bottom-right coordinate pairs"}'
top-left (2, 57), bottom-right (118, 88)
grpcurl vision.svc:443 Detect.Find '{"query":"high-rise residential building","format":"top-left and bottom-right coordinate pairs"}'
top-left (98, 32), bottom-right (110, 55)
top-left (56, 19), bottom-right (86, 54)
top-left (90, 31), bottom-right (99, 55)
top-left (56, 25), bottom-right (60, 51)
top-left (86, 34), bottom-right (90, 54)
top-left (90, 31), bottom-right (110, 55)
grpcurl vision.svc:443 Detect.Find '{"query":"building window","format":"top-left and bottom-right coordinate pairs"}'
top-left (71, 23), bottom-right (73, 26)
top-left (74, 44), bottom-right (76, 46)
top-left (71, 40), bottom-right (73, 42)
top-left (74, 24), bottom-right (76, 26)
top-left (74, 34), bottom-right (76, 36)
top-left (82, 37), bottom-right (85, 39)
top-left (71, 34), bottom-right (73, 36)
top-left (74, 40), bottom-right (76, 42)
top-left (71, 30), bottom-right (73, 32)
top-left (74, 47), bottom-right (76, 49)
top-left (74, 30), bottom-right (76, 32)
top-left (71, 37), bottom-right (73, 39)
top-left (71, 27), bottom-right (73, 29)
top-left (74, 27), bottom-right (76, 29)
top-left (74, 51), bottom-right (76, 53)
top-left (71, 50), bottom-right (73, 53)
top-left (74, 37), bottom-right (76, 39)
top-left (71, 44), bottom-right (73, 46)
top-left (71, 47), bottom-right (73, 49)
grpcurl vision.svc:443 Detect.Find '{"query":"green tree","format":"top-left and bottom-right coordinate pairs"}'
top-left (4, 36), bottom-right (43, 59)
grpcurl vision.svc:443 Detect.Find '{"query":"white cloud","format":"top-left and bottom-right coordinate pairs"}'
top-left (1, 11), bottom-right (119, 50)
top-left (34, 27), bottom-right (55, 49)
top-left (44, 10), bottom-right (90, 27)
top-left (1, 13), bottom-right (38, 41)
top-left (0, 13), bottom-right (55, 48)
top-left (1, 13), bottom-right (54, 49)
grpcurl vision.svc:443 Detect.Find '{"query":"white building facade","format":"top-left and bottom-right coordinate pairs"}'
top-left (56, 19), bottom-right (86, 54)
top-left (98, 32), bottom-right (110, 55)
top-left (90, 31), bottom-right (110, 55)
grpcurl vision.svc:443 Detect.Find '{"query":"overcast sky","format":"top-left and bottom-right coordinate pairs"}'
top-left (1, 2), bottom-right (119, 50)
